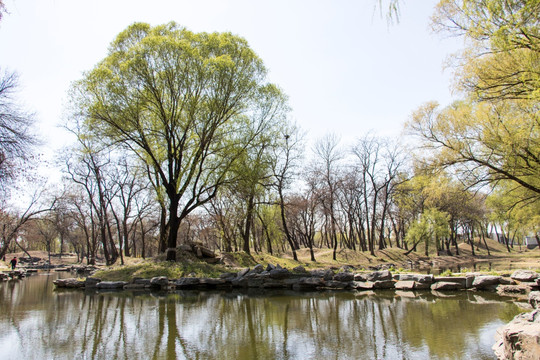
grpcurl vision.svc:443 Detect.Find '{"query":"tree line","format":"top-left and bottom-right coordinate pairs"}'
top-left (0, 0), bottom-right (538, 264)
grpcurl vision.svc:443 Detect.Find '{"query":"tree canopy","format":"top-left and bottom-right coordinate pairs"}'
top-left (71, 22), bottom-right (289, 261)
top-left (409, 0), bottom-right (540, 209)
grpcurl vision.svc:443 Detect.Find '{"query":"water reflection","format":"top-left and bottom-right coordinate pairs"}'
top-left (0, 273), bottom-right (521, 360)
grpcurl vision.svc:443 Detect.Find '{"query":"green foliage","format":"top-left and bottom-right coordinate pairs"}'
top-left (440, 269), bottom-right (453, 276)
top-left (408, 0), bottom-right (540, 211)
top-left (433, 0), bottom-right (540, 101)
top-left (405, 207), bottom-right (450, 255)
top-left (72, 22), bottom-right (289, 261)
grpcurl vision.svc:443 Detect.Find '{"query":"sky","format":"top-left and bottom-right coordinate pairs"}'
top-left (0, 0), bottom-right (464, 163)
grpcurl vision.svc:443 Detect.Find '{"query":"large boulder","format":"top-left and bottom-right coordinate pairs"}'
top-left (394, 280), bottom-right (416, 290)
top-left (497, 284), bottom-right (530, 297)
top-left (351, 281), bottom-right (374, 290)
top-left (493, 310), bottom-right (540, 360)
top-left (366, 270), bottom-right (392, 282)
top-left (197, 278), bottom-right (231, 288)
top-left (310, 269), bottom-right (334, 280)
top-left (512, 270), bottom-right (540, 282)
top-left (472, 275), bottom-right (501, 290)
top-left (431, 282), bottom-right (463, 291)
top-left (529, 291), bottom-right (540, 309)
top-left (333, 272), bottom-right (354, 282)
top-left (53, 278), bottom-right (86, 288)
top-left (150, 276), bottom-right (170, 289)
top-left (293, 265), bottom-right (308, 274)
top-left (175, 277), bottom-right (201, 289)
top-left (373, 280), bottom-right (395, 289)
top-left (399, 274), bottom-right (434, 284)
top-left (85, 277), bottom-right (102, 288)
top-left (237, 268), bottom-right (250, 278)
top-left (434, 276), bottom-right (468, 288)
top-left (269, 268), bottom-right (290, 279)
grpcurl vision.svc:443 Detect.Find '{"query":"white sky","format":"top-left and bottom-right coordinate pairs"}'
top-left (0, 0), bottom-right (463, 159)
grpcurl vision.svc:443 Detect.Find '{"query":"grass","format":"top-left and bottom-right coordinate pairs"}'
top-left (93, 258), bottom-right (228, 281)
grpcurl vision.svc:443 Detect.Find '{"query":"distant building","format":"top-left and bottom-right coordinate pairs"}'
top-left (524, 236), bottom-right (539, 250)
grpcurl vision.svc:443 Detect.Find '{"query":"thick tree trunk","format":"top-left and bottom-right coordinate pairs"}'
top-left (166, 195), bottom-right (180, 261)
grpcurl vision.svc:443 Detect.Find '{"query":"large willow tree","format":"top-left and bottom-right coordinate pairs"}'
top-left (409, 1), bottom-right (540, 207)
top-left (71, 22), bottom-right (288, 261)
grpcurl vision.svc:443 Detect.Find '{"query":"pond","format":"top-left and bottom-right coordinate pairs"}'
top-left (0, 272), bottom-right (523, 360)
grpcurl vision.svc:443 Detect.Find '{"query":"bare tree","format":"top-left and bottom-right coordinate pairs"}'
top-left (0, 70), bottom-right (36, 190)
top-left (312, 134), bottom-right (343, 261)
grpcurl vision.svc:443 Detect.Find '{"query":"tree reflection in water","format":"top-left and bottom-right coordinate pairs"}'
top-left (0, 274), bottom-right (522, 360)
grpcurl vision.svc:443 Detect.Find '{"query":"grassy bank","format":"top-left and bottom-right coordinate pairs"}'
top-left (3, 238), bottom-right (539, 282)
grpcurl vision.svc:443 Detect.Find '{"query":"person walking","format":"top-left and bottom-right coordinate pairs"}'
top-left (10, 257), bottom-right (17, 270)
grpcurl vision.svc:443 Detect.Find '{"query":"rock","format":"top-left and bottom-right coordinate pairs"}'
top-left (53, 278), bottom-right (86, 288)
top-left (311, 269), bottom-right (334, 280)
top-left (366, 270), bottom-right (392, 282)
top-left (198, 278), bottom-right (230, 288)
top-left (293, 265), bottom-right (307, 273)
top-left (219, 272), bottom-right (237, 280)
top-left (333, 272), bottom-right (354, 282)
top-left (497, 284), bottom-right (530, 297)
top-left (150, 276), bottom-right (170, 289)
top-left (499, 277), bottom-right (517, 285)
top-left (431, 282), bottom-right (463, 291)
top-left (352, 281), bottom-right (374, 290)
top-left (354, 273), bottom-right (369, 282)
top-left (373, 280), bottom-right (395, 289)
top-left (175, 278), bottom-right (201, 288)
top-left (394, 281), bottom-right (416, 290)
top-left (413, 282), bottom-right (432, 290)
top-left (529, 291), bottom-right (540, 309)
top-left (493, 309), bottom-right (540, 360)
top-left (132, 278), bottom-right (151, 286)
top-left (323, 280), bottom-right (350, 289)
top-left (512, 270), bottom-right (540, 282)
top-left (434, 276), bottom-right (467, 288)
top-left (269, 268), bottom-right (290, 279)
top-left (265, 264), bottom-right (276, 272)
top-left (85, 277), bottom-right (102, 288)
top-left (472, 275), bottom-right (501, 290)
top-left (237, 267), bottom-right (250, 278)
top-left (399, 274), bottom-right (434, 284)
top-left (253, 264), bottom-right (264, 272)
top-left (96, 281), bottom-right (128, 289)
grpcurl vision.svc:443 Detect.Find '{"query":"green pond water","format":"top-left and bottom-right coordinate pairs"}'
top-left (0, 272), bottom-right (524, 360)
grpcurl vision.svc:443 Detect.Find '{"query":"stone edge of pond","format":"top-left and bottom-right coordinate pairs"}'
top-left (51, 266), bottom-right (540, 296)
top-left (493, 291), bottom-right (540, 360)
